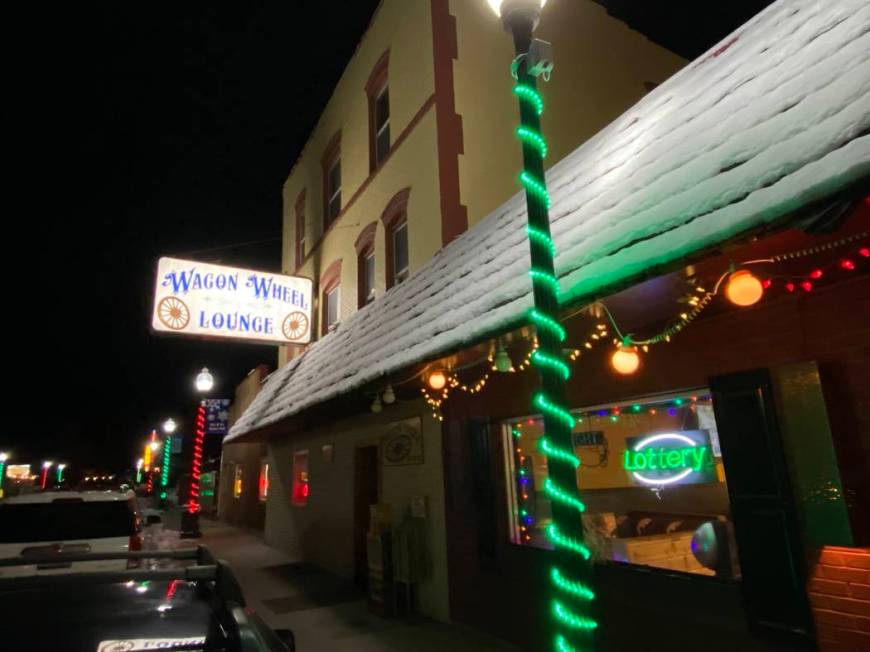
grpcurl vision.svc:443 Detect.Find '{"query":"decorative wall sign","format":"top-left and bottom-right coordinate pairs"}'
top-left (152, 257), bottom-right (313, 345)
top-left (623, 430), bottom-right (716, 486)
top-left (382, 417), bottom-right (423, 466)
top-left (204, 398), bottom-right (231, 435)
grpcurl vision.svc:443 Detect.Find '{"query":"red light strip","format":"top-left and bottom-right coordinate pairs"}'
top-left (188, 403), bottom-right (206, 514)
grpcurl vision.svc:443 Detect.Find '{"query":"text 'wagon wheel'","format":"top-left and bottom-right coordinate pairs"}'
top-left (282, 311), bottom-right (309, 341)
top-left (157, 296), bottom-right (190, 330)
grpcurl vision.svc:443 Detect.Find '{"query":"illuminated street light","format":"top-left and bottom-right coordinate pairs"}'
top-left (56, 463), bottom-right (67, 483)
top-left (40, 461), bottom-right (53, 490)
top-left (162, 418), bottom-right (177, 434)
top-left (195, 368), bottom-right (214, 393)
top-left (482, 1), bottom-right (597, 650)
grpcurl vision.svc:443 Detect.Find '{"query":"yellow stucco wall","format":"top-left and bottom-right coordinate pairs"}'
top-left (452, 0), bottom-right (687, 228)
top-left (281, 0), bottom-right (438, 362)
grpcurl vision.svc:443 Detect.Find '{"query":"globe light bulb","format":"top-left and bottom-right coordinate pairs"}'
top-left (371, 395), bottom-right (383, 413)
top-left (485, 0), bottom-right (547, 17)
top-left (162, 418), bottom-right (177, 434)
top-left (427, 370), bottom-right (447, 391)
top-left (725, 270), bottom-right (764, 307)
top-left (494, 343), bottom-right (514, 373)
top-left (382, 384), bottom-right (396, 405)
top-left (195, 368), bottom-right (214, 393)
top-left (611, 345), bottom-right (640, 375)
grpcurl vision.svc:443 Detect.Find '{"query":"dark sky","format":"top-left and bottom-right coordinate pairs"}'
top-left (3, 1), bottom-right (771, 473)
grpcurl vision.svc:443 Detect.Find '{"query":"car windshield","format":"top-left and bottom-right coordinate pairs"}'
top-left (0, 501), bottom-right (135, 543)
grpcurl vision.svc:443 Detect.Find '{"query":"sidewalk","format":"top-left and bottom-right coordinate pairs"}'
top-left (196, 518), bottom-right (519, 652)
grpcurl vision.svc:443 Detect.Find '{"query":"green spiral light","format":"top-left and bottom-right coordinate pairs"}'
top-left (514, 71), bottom-right (596, 651)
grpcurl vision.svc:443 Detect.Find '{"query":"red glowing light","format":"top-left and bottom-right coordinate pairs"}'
top-left (840, 259), bottom-right (855, 271)
top-left (785, 282), bottom-right (795, 293)
top-left (810, 269), bottom-right (823, 279)
top-left (762, 279), bottom-right (772, 289)
top-left (859, 247), bottom-right (869, 258)
top-left (801, 281), bottom-right (813, 293)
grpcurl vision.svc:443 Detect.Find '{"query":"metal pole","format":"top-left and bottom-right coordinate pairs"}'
top-left (507, 13), bottom-right (596, 651)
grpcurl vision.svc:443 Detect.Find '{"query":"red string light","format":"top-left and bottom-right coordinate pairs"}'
top-left (859, 247), bottom-right (869, 258)
top-left (785, 282), bottom-right (795, 292)
top-left (800, 281), bottom-right (813, 293)
top-left (841, 259), bottom-right (855, 271)
top-left (188, 403), bottom-right (206, 515)
top-left (809, 269), bottom-right (823, 279)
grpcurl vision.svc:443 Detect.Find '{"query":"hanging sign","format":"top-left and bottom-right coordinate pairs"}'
top-left (623, 430), bottom-right (716, 486)
top-left (204, 398), bottom-right (231, 435)
top-left (152, 257), bottom-right (313, 345)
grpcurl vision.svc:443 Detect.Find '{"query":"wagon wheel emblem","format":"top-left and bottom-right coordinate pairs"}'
top-left (157, 297), bottom-right (190, 330)
top-left (282, 311), bottom-right (310, 341)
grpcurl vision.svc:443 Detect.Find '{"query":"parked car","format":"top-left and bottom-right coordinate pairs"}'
top-left (0, 491), bottom-right (143, 578)
top-left (0, 546), bottom-right (295, 651)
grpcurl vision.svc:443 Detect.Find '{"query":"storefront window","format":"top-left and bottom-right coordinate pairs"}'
top-left (258, 461), bottom-right (269, 502)
top-left (291, 450), bottom-right (309, 506)
top-left (504, 391), bottom-right (741, 579)
top-left (233, 464), bottom-right (243, 499)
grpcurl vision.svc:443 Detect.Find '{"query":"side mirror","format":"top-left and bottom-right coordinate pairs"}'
top-left (146, 514), bottom-right (162, 526)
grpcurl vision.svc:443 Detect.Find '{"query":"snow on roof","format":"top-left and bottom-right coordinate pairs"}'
top-left (228, 0), bottom-right (870, 441)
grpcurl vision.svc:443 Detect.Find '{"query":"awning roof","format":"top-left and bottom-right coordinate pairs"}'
top-left (228, 0), bottom-right (869, 441)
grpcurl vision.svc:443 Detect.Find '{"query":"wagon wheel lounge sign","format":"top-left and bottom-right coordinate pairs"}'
top-left (152, 257), bottom-right (313, 345)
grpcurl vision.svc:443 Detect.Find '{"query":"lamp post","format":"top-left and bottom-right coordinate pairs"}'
top-left (56, 463), bottom-right (66, 484)
top-left (485, 2), bottom-right (597, 650)
top-left (40, 461), bottom-right (53, 490)
top-left (181, 368), bottom-right (213, 538)
top-left (160, 418), bottom-right (176, 502)
top-left (0, 453), bottom-right (8, 497)
top-left (136, 458), bottom-right (144, 485)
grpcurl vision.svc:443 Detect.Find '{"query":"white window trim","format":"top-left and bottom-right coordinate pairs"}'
top-left (393, 221), bottom-right (409, 283)
top-left (326, 286), bottom-right (341, 331)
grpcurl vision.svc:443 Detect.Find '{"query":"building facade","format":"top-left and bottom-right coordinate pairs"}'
top-left (230, 0), bottom-right (870, 650)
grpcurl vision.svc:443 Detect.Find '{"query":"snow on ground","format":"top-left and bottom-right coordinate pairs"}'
top-left (228, 0), bottom-right (870, 441)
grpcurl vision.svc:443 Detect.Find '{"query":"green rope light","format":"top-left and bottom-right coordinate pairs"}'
top-left (160, 437), bottom-right (172, 489)
top-left (513, 83), bottom-right (544, 115)
top-left (527, 225), bottom-right (557, 257)
top-left (529, 309), bottom-right (566, 342)
top-left (517, 126), bottom-right (548, 158)
top-left (533, 393), bottom-right (575, 429)
top-left (544, 478), bottom-right (586, 514)
top-left (539, 437), bottom-right (581, 469)
top-left (520, 171), bottom-right (552, 209)
top-left (532, 351), bottom-right (570, 380)
top-left (551, 568), bottom-right (595, 601)
top-left (513, 56), bottom-right (596, 651)
top-left (529, 269), bottom-right (561, 294)
top-left (547, 524), bottom-right (592, 560)
top-left (553, 601), bottom-right (598, 630)
top-left (555, 635), bottom-right (581, 652)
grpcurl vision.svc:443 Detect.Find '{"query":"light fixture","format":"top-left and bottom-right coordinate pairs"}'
top-left (486, 0), bottom-right (548, 20)
top-left (0, 452), bottom-right (7, 463)
top-left (382, 384), bottom-right (396, 404)
top-left (611, 344), bottom-right (640, 375)
top-left (427, 370), bottom-right (447, 391)
top-left (724, 269), bottom-right (763, 307)
top-left (42, 460), bottom-right (53, 469)
top-left (195, 367), bottom-right (214, 393)
top-left (162, 418), bottom-right (177, 434)
top-left (150, 441), bottom-right (160, 451)
top-left (371, 395), bottom-right (383, 413)
top-left (494, 342), bottom-right (514, 373)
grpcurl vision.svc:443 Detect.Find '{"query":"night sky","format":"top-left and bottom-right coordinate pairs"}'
top-left (4, 1), bottom-right (771, 473)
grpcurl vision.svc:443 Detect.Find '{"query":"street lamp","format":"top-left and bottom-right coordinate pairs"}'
top-left (484, 1), bottom-right (598, 650)
top-left (0, 452), bottom-right (8, 496)
top-left (182, 369), bottom-right (212, 538)
top-left (40, 461), bottom-right (53, 490)
top-left (136, 458), bottom-right (144, 484)
top-left (195, 368), bottom-right (214, 393)
top-left (56, 463), bottom-right (66, 484)
top-left (162, 418), bottom-right (177, 434)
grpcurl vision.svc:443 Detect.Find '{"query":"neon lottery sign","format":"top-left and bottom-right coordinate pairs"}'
top-left (623, 432), bottom-right (715, 486)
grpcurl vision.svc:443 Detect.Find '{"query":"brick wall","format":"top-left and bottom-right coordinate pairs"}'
top-left (808, 546), bottom-right (870, 651)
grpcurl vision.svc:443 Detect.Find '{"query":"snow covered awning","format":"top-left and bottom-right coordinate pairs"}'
top-left (228, 0), bottom-right (869, 441)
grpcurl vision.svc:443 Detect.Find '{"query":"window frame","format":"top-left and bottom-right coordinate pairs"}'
top-left (366, 51), bottom-right (391, 171)
top-left (295, 189), bottom-right (306, 269)
top-left (355, 221), bottom-right (379, 309)
top-left (319, 259), bottom-right (342, 336)
top-left (391, 221), bottom-right (409, 285)
top-left (291, 450), bottom-right (309, 507)
top-left (321, 132), bottom-right (342, 228)
top-left (380, 188), bottom-right (411, 290)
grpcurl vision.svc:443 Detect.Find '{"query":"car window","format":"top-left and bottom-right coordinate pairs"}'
top-left (0, 501), bottom-right (136, 543)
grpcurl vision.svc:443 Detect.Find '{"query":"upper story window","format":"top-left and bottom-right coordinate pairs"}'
top-left (355, 222), bottom-right (378, 308)
top-left (320, 259), bottom-right (342, 336)
top-left (322, 132), bottom-right (342, 227)
top-left (381, 188), bottom-right (411, 289)
top-left (295, 189), bottom-right (306, 268)
top-left (367, 51), bottom-right (391, 171)
top-left (391, 222), bottom-right (409, 285)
